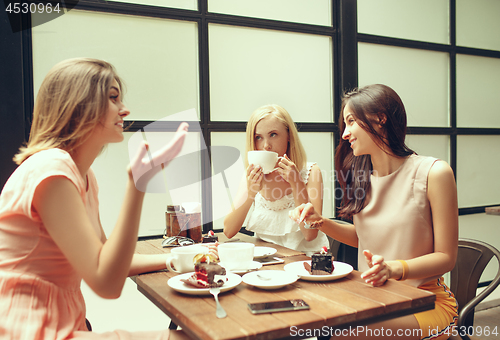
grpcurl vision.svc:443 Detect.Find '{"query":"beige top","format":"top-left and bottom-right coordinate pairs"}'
top-left (354, 154), bottom-right (439, 287)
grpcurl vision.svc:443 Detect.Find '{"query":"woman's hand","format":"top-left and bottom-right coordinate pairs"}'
top-left (276, 154), bottom-right (302, 186)
top-left (246, 164), bottom-right (264, 199)
top-left (360, 250), bottom-right (394, 287)
top-left (128, 122), bottom-right (189, 192)
top-left (289, 202), bottom-right (323, 227)
top-left (203, 242), bottom-right (219, 260)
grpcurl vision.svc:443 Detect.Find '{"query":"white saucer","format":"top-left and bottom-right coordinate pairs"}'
top-left (220, 261), bottom-right (263, 274)
top-left (253, 246), bottom-right (278, 259)
top-left (167, 272), bottom-right (242, 295)
top-left (283, 260), bottom-right (353, 282)
top-left (242, 270), bottom-right (298, 290)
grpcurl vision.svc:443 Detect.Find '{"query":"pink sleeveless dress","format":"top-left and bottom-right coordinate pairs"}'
top-left (0, 149), bottom-right (169, 340)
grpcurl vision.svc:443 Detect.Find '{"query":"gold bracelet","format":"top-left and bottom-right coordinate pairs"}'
top-left (397, 260), bottom-right (409, 281)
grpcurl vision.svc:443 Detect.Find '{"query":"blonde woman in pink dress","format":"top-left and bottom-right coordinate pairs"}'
top-left (290, 84), bottom-right (458, 340)
top-left (0, 58), bottom-right (200, 339)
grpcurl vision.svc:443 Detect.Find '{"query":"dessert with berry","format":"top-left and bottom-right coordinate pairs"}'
top-left (181, 253), bottom-right (227, 288)
top-left (304, 246), bottom-right (334, 275)
top-left (202, 230), bottom-right (218, 243)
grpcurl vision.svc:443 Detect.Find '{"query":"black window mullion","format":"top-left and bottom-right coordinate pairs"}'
top-left (198, 0), bottom-right (213, 232)
top-left (22, 14), bottom-right (34, 142)
top-left (335, 0), bottom-right (358, 267)
top-left (336, 0), bottom-right (358, 218)
top-left (449, 0), bottom-right (457, 179)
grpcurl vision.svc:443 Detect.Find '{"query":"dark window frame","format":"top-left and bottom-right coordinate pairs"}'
top-left (1, 0), bottom-right (498, 231)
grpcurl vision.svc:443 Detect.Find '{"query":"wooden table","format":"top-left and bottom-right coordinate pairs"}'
top-left (485, 206), bottom-right (500, 215)
top-left (134, 233), bottom-right (435, 340)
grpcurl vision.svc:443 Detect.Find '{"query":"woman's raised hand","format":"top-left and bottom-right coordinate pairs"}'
top-left (360, 250), bottom-right (393, 287)
top-left (276, 154), bottom-right (301, 185)
top-left (128, 122), bottom-right (189, 192)
top-left (289, 202), bottom-right (322, 227)
top-left (246, 164), bottom-right (263, 199)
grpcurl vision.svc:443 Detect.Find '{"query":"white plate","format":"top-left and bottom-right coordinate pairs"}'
top-left (221, 261), bottom-right (263, 274)
top-left (168, 272), bottom-right (242, 295)
top-left (283, 261), bottom-right (353, 282)
top-left (242, 270), bottom-right (298, 290)
top-left (253, 246), bottom-right (278, 259)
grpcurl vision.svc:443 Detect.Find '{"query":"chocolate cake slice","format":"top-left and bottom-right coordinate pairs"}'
top-left (181, 254), bottom-right (227, 288)
top-left (310, 246), bottom-right (334, 275)
top-left (194, 262), bottom-right (226, 287)
top-left (202, 230), bottom-right (218, 243)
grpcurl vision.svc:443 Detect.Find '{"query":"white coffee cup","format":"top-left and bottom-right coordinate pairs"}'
top-left (165, 244), bottom-right (209, 273)
top-left (247, 150), bottom-right (284, 174)
top-left (218, 242), bottom-right (255, 271)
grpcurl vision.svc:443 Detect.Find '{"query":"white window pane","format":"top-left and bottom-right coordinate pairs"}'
top-left (457, 0), bottom-right (500, 51)
top-left (93, 131), bottom-right (202, 237)
top-left (210, 132), bottom-right (246, 230)
top-left (32, 10), bottom-right (199, 121)
top-left (358, 43), bottom-right (449, 127)
top-left (405, 135), bottom-right (450, 164)
top-left (457, 54), bottom-right (500, 128)
top-left (457, 136), bottom-right (500, 208)
top-left (209, 24), bottom-right (333, 122)
top-left (105, 0), bottom-right (196, 10)
top-left (208, 0), bottom-right (331, 26)
top-left (459, 214), bottom-right (500, 283)
top-left (299, 132), bottom-right (335, 219)
top-left (358, 0), bottom-right (449, 44)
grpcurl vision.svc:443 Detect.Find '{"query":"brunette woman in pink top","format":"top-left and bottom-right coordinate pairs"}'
top-left (0, 58), bottom-right (199, 339)
top-left (290, 84), bottom-right (458, 340)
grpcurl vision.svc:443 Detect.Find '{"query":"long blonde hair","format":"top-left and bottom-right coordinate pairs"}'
top-left (14, 58), bottom-right (123, 164)
top-left (245, 104), bottom-right (306, 170)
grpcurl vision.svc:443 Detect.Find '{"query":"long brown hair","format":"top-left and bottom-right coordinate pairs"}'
top-left (335, 84), bottom-right (414, 219)
top-left (14, 58), bottom-right (123, 164)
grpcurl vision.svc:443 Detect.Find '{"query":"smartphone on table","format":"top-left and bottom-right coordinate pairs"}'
top-left (248, 299), bottom-right (310, 314)
top-left (254, 256), bottom-right (285, 265)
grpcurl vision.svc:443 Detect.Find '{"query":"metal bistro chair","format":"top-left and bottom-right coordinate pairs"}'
top-left (449, 238), bottom-right (500, 340)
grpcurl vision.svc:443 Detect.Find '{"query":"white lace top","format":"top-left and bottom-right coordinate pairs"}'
top-left (246, 162), bottom-right (329, 256)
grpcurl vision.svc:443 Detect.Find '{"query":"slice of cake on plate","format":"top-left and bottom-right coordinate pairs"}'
top-left (182, 253), bottom-right (227, 288)
top-left (304, 246), bottom-right (335, 275)
top-left (202, 230), bottom-right (218, 243)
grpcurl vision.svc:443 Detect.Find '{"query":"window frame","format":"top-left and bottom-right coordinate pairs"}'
top-left (2, 0), bottom-right (499, 234)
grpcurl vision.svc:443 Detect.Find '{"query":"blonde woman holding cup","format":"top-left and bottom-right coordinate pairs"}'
top-left (224, 104), bottom-right (328, 255)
